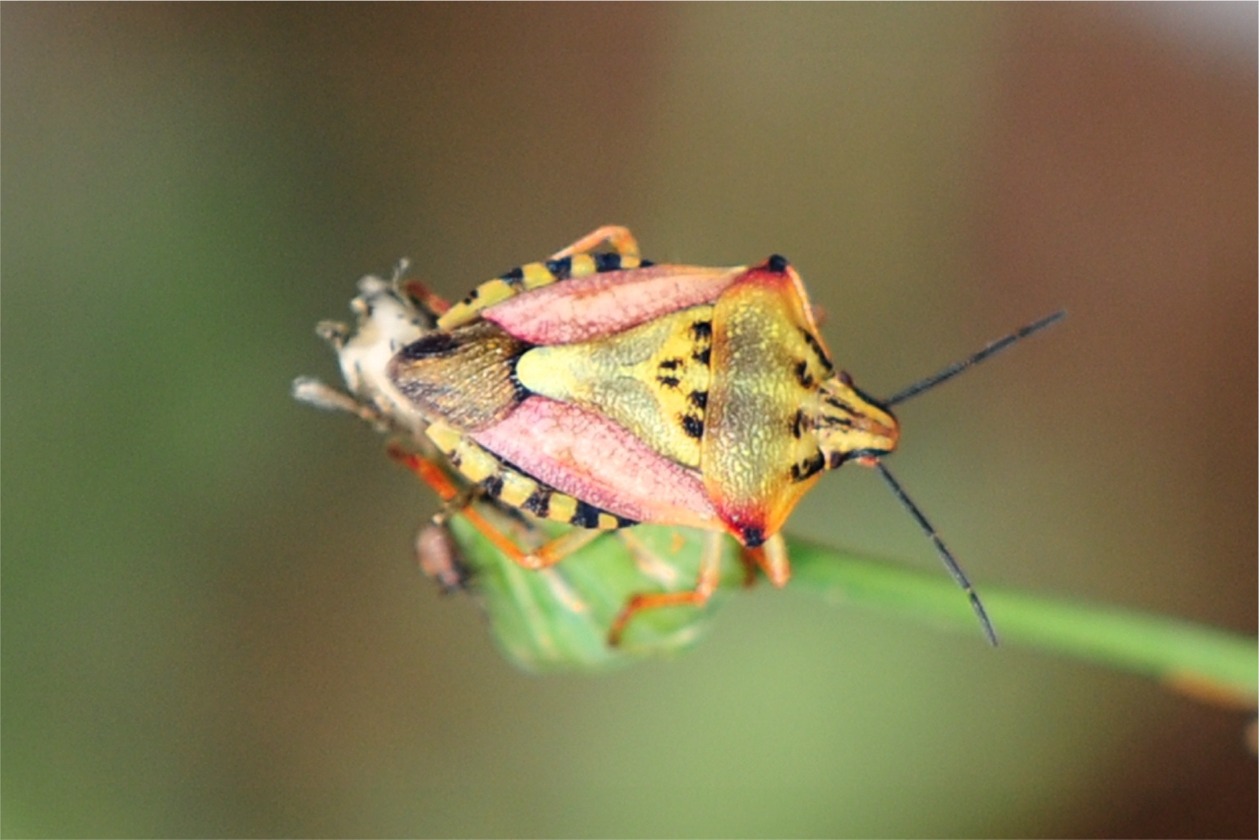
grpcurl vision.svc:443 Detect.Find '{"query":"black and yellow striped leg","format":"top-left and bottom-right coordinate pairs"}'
top-left (393, 423), bottom-right (637, 571)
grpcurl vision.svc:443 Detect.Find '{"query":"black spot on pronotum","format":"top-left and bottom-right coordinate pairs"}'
top-left (793, 359), bottom-right (814, 389)
top-left (767, 254), bottom-right (789, 273)
top-left (657, 375), bottom-right (681, 389)
top-left (691, 320), bottom-right (713, 341)
top-left (681, 414), bottom-right (705, 439)
top-left (689, 390), bottom-right (708, 410)
top-left (693, 347), bottom-right (712, 366)
top-left (789, 451), bottom-right (826, 482)
top-left (659, 358), bottom-right (682, 371)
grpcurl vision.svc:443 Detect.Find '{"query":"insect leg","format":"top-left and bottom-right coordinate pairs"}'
top-left (388, 445), bottom-right (535, 563)
top-left (439, 227), bottom-right (649, 330)
top-left (745, 533), bottom-right (791, 588)
top-left (399, 278), bottom-right (453, 317)
top-left (293, 377), bottom-right (381, 422)
top-left (519, 528), bottom-right (606, 569)
top-left (615, 529), bottom-right (690, 590)
top-left (607, 530), bottom-right (727, 646)
top-left (548, 225), bottom-right (640, 261)
top-left (389, 443), bottom-right (622, 573)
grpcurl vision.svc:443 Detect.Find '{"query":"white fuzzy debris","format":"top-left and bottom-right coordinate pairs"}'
top-left (294, 272), bottom-right (437, 437)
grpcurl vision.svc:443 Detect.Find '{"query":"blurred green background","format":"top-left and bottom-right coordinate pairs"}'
top-left (4, 4), bottom-right (1255, 837)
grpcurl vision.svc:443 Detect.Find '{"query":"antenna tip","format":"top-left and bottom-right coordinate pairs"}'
top-left (970, 592), bottom-right (1000, 647)
top-left (982, 621), bottom-right (1000, 648)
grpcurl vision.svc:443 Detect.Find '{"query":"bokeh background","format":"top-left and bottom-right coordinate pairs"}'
top-left (4, 4), bottom-right (1255, 837)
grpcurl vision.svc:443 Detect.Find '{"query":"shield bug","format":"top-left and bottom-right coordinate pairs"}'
top-left (297, 227), bottom-right (1063, 651)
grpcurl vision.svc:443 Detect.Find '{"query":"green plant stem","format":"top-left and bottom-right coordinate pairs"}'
top-left (786, 536), bottom-right (1257, 706)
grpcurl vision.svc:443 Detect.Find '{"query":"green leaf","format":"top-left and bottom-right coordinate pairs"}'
top-left (786, 537), bottom-right (1257, 706)
top-left (443, 512), bottom-right (1257, 705)
top-left (447, 514), bottom-right (740, 672)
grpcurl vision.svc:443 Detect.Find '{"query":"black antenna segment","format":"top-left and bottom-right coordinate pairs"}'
top-left (875, 462), bottom-right (999, 646)
top-left (884, 310), bottom-right (1066, 408)
top-left (870, 308), bottom-right (1066, 644)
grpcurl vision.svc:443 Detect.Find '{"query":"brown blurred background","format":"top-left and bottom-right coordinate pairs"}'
top-left (3, 4), bottom-right (1255, 837)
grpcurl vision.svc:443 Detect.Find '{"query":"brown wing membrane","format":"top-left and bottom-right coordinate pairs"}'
top-left (389, 321), bottom-right (529, 431)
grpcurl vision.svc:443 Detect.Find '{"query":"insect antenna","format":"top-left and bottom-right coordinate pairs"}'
top-left (874, 461), bottom-right (999, 646)
top-left (883, 310), bottom-right (1066, 407)
top-left (873, 309), bottom-right (1065, 645)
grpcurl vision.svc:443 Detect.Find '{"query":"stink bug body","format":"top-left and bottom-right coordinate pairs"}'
top-left (296, 227), bottom-right (1063, 651)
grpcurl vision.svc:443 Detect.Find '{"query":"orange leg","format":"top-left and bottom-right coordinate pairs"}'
top-left (548, 225), bottom-right (641, 261)
top-left (400, 279), bottom-right (452, 316)
top-left (738, 550), bottom-right (761, 588)
top-left (388, 445), bottom-right (529, 562)
top-left (732, 533), bottom-right (791, 588)
top-left (615, 529), bottom-right (688, 590)
top-left (520, 527), bottom-right (605, 569)
top-left (608, 531), bottom-right (726, 646)
top-left (750, 533), bottom-right (791, 588)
